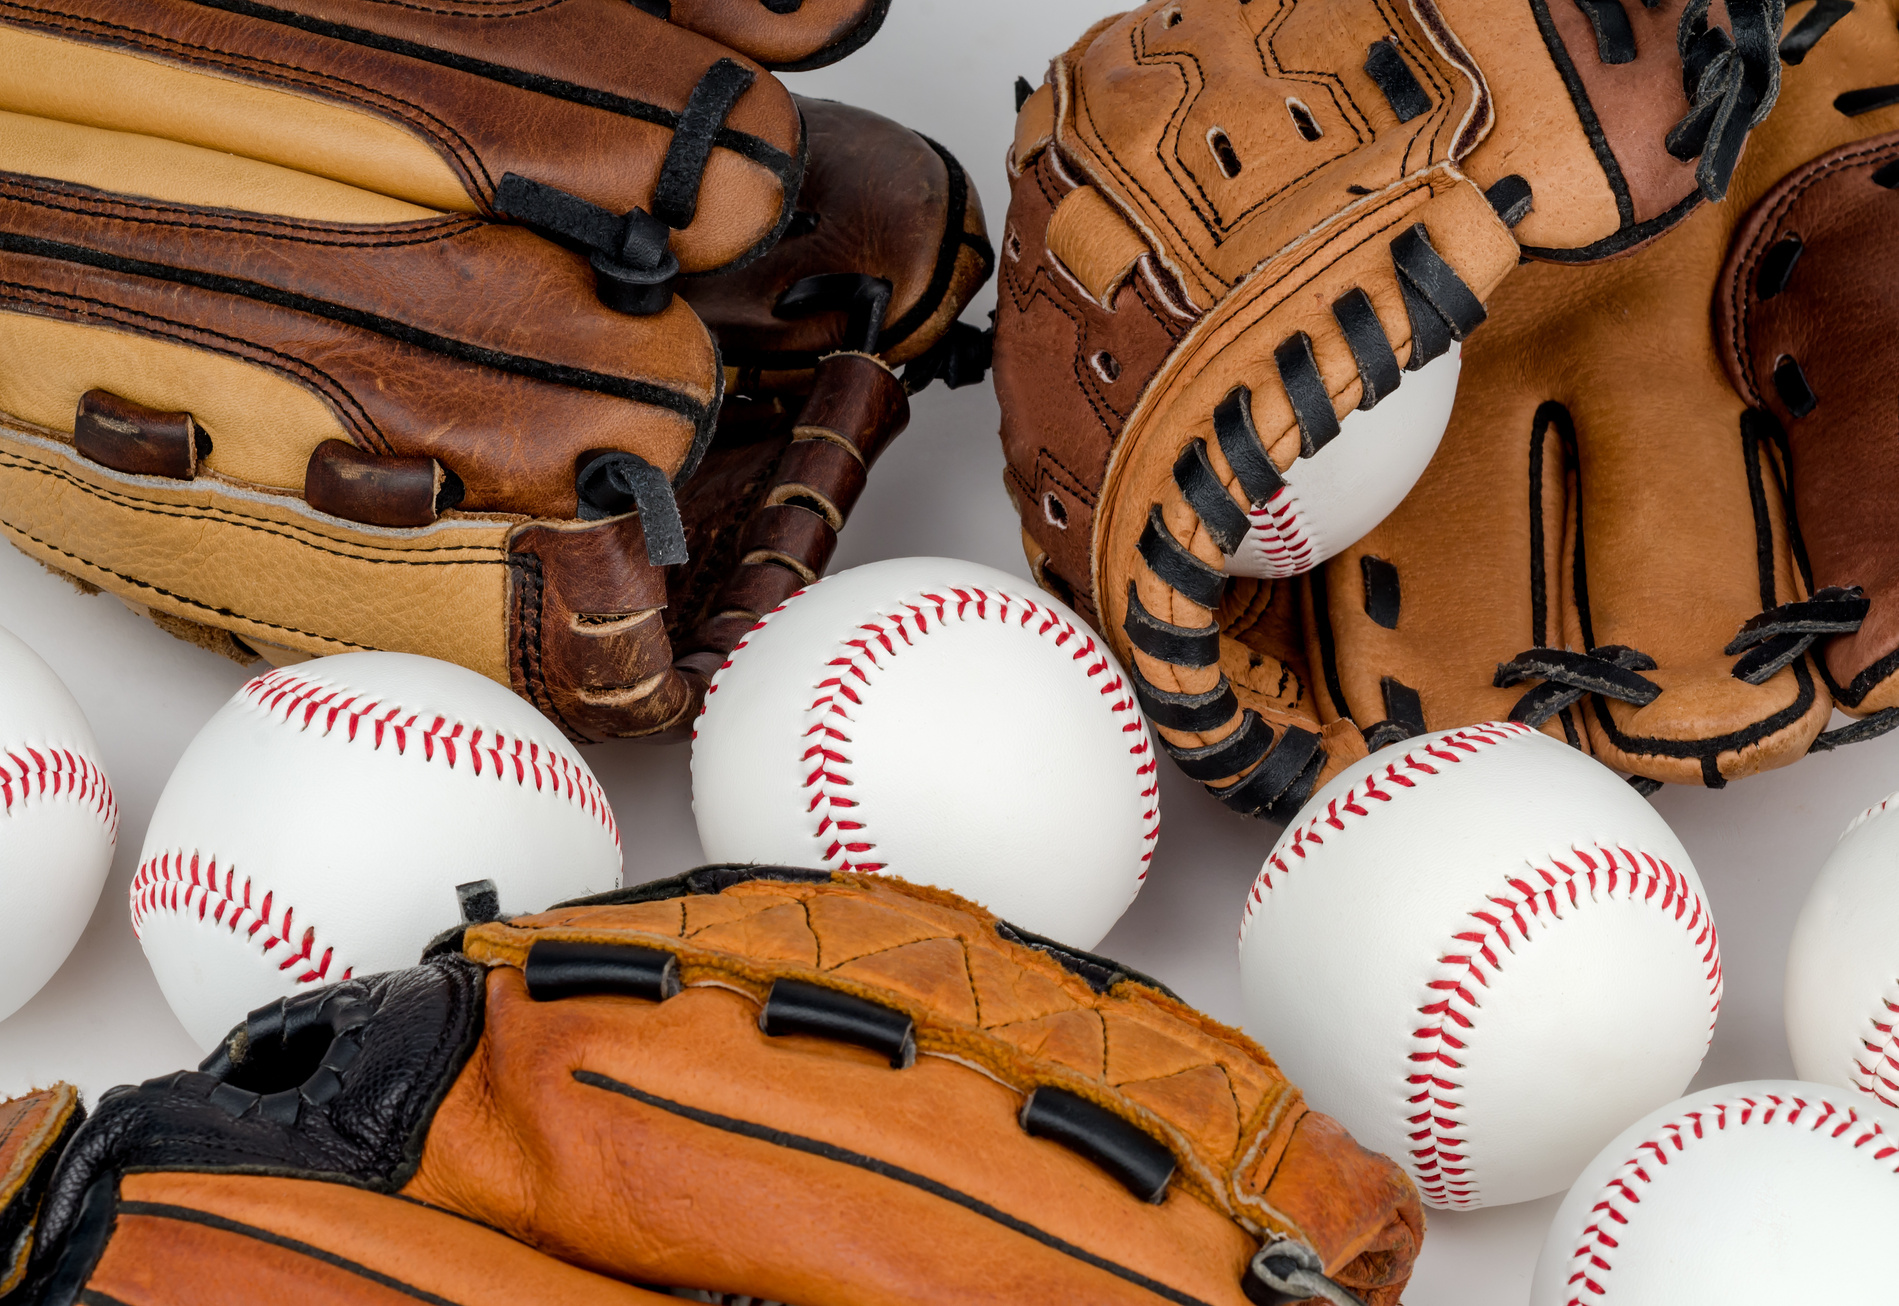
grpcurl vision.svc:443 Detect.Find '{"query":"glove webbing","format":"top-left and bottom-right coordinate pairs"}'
top-left (1128, 225), bottom-right (1484, 819)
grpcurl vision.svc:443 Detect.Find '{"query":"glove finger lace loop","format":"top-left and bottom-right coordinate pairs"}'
top-left (1242, 1236), bottom-right (1368, 1306)
top-left (574, 451), bottom-right (689, 565)
top-left (1811, 706), bottom-right (1899, 753)
top-left (1723, 585), bottom-right (1868, 685)
top-left (1495, 646), bottom-right (1661, 728)
top-left (1668, 0), bottom-right (1784, 201)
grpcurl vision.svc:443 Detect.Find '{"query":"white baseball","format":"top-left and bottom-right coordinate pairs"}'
top-left (1226, 346), bottom-right (1460, 578)
top-left (1238, 722), bottom-right (1722, 1209)
top-left (1531, 1081), bottom-right (1899, 1305)
top-left (135, 651), bottom-right (621, 1048)
top-left (691, 557), bottom-right (1158, 948)
top-left (1785, 791), bottom-right (1899, 1108)
top-left (0, 624), bottom-right (116, 1024)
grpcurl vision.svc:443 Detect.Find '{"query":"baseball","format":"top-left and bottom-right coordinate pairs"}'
top-left (134, 651), bottom-right (621, 1048)
top-left (1226, 347), bottom-right (1460, 579)
top-left (1531, 1081), bottom-right (1899, 1304)
top-left (0, 623), bottom-right (116, 1024)
top-left (1238, 722), bottom-right (1722, 1209)
top-left (691, 557), bottom-right (1159, 948)
top-left (1785, 790), bottom-right (1899, 1108)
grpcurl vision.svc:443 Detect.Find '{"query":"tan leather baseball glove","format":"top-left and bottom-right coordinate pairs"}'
top-left (0, 870), bottom-right (1423, 1306)
top-left (993, 0), bottom-right (1784, 819)
top-left (0, 1), bottom-right (990, 743)
top-left (1308, 0), bottom-right (1899, 789)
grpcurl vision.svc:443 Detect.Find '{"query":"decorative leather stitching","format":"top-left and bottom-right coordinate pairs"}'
top-left (0, 742), bottom-right (116, 838)
top-left (708, 587), bottom-right (1160, 876)
top-left (1561, 1092), bottom-right (1899, 1303)
top-left (1240, 722), bottom-right (1722, 1206)
top-left (130, 849), bottom-right (352, 986)
top-left (1404, 843), bottom-right (1720, 1206)
top-left (1235, 484), bottom-right (1317, 579)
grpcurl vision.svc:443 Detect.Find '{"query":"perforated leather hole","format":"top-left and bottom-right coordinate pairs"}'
top-left (1208, 128), bottom-right (1242, 179)
top-left (1006, 226), bottom-right (1023, 260)
top-left (1092, 350), bottom-right (1122, 383)
top-left (1161, 7), bottom-right (1183, 26)
top-left (1042, 491), bottom-right (1069, 529)
top-left (1287, 98), bottom-right (1323, 141)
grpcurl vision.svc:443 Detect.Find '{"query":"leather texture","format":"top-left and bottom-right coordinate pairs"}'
top-left (682, 97), bottom-right (994, 390)
top-left (658, 0), bottom-right (893, 72)
top-left (994, 0), bottom-right (1785, 819)
top-left (0, 0), bottom-right (804, 275)
top-left (0, 31), bottom-right (991, 744)
top-left (1309, 0), bottom-right (1899, 787)
top-left (0, 1086), bottom-right (81, 1297)
top-left (1, 869), bottom-right (1424, 1306)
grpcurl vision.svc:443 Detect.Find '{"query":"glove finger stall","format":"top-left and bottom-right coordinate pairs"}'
top-left (0, 0), bottom-right (805, 277)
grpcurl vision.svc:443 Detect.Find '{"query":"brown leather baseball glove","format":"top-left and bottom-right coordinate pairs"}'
top-left (1307, 0), bottom-right (1899, 789)
top-left (0, 869), bottom-right (1423, 1306)
top-left (0, 2), bottom-right (990, 743)
top-left (993, 0), bottom-right (1784, 820)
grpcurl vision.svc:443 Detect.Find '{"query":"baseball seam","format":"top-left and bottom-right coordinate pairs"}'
top-left (1561, 1092), bottom-right (1899, 1304)
top-left (1242, 723), bottom-right (1723, 1208)
top-left (131, 850), bottom-right (351, 986)
top-left (1405, 843), bottom-right (1722, 1207)
top-left (238, 667), bottom-right (618, 845)
top-left (128, 667), bottom-right (617, 986)
top-left (711, 586), bottom-right (1160, 876)
top-left (1834, 793), bottom-right (1899, 1109)
top-left (1243, 723), bottom-right (1532, 935)
top-left (1853, 979), bottom-right (1899, 1110)
top-left (0, 742), bottom-right (116, 840)
top-left (1234, 484), bottom-right (1318, 579)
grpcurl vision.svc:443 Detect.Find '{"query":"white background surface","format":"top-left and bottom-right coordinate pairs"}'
top-left (2, 4), bottom-right (1896, 1302)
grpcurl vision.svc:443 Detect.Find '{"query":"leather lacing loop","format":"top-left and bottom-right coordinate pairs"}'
top-left (1495, 646), bottom-right (1661, 728)
top-left (1499, 588), bottom-right (1894, 762)
top-left (494, 60), bottom-right (759, 315)
top-left (1242, 1236), bottom-right (1367, 1306)
top-left (1129, 225), bottom-right (1483, 819)
top-left (774, 272), bottom-right (894, 354)
top-left (574, 450), bottom-right (689, 564)
top-left (1667, 0), bottom-right (1785, 202)
top-left (1724, 585), bottom-right (1868, 684)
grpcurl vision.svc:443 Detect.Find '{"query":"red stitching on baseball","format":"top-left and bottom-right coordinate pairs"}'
top-left (1853, 981), bottom-right (1899, 1110)
top-left (1240, 722), bottom-right (1722, 1206)
top-left (1242, 723), bottom-right (1528, 932)
top-left (1561, 1092), bottom-right (1899, 1304)
top-left (1403, 844), bottom-right (1722, 1207)
top-left (703, 587), bottom-right (1159, 874)
top-left (232, 667), bottom-right (619, 848)
top-left (1238, 484), bottom-right (1317, 578)
top-left (0, 743), bottom-right (116, 839)
top-left (130, 850), bottom-right (351, 987)
top-left (1830, 793), bottom-right (1899, 1110)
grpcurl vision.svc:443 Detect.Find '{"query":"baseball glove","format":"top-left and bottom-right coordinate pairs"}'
top-left (0, 3), bottom-right (990, 743)
top-left (1308, 0), bottom-right (1899, 788)
top-left (0, 869), bottom-right (1423, 1306)
top-left (993, 0), bottom-right (1784, 819)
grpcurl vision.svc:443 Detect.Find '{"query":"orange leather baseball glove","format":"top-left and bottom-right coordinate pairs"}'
top-left (0, 1), bottom-right (989, 744)
top-left (0, 870), bottom-right (1423, 1306)
top-left (1307, 0), bottom-right (1899, 789)
top-left (993, 0), bottom-right (1784, 819)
